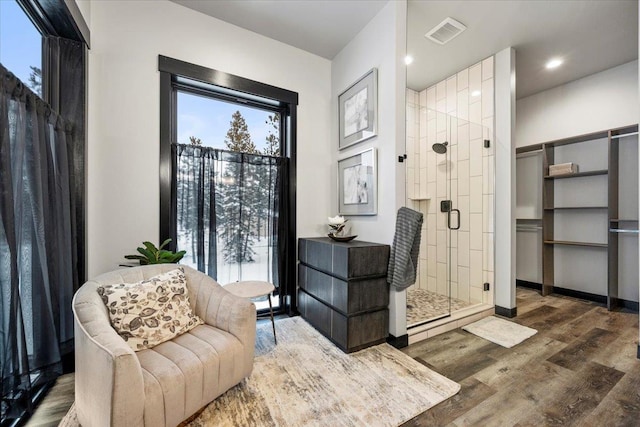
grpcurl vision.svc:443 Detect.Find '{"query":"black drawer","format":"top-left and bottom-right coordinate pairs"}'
top-left (298, 289), bottom-right (389, 353)
top-left (298, 264), bottom-right (389, 315)
top-left (298, 237), bottom-right (390, 280)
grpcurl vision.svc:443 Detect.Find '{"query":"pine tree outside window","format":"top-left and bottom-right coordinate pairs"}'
top-left (174, 90), bottom-right (284, 311)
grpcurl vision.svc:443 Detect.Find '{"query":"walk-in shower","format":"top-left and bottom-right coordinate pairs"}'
top-left (405, 101), bottom-right (495, 328)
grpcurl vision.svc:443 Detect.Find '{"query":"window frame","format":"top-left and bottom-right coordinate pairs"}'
top-left (158, 55), bottom-right (298, 315)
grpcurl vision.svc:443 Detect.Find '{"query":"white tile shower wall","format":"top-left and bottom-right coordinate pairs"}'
top-left (406, 57), bottom-right (495, 304)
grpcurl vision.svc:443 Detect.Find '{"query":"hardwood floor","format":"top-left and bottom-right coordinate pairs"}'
top-left (25, 374), bottom-right (74, 427)
top-left (400, 287), bottom-right (640, 426)
top-left (26, 288), bottom-right (639, 426)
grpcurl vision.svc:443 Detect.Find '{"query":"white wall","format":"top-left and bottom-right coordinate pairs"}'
top-left (495, 47), bottom-right (517, 311)
top-left (516, 60), bottom-right (638, 148)
top-left (331, 0), bottom-right (407, 337)
top-left (331, 0), bottom-right (406, 245)
top-left (86, 0), bottom-right (332, 277)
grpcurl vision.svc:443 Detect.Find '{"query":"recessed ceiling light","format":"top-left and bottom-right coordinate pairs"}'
top-left (471, 90), bottom-right (481, 97)
top-left (405, 55), bottom-right (414, 65)
top-left (546, 58), bottom-right (563, 69)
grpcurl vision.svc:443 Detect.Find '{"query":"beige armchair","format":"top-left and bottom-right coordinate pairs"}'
top-left (72, 265), bottom-right (256, 427)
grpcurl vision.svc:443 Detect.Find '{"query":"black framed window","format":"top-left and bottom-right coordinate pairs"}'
top-left (0, 1), bottom-right (88, 425)
top-left (0, 0), bottom-right (43, 96)
top-left (159, 56), bottom-right (298, 315)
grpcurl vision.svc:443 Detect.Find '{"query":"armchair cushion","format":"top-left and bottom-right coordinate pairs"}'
top-left (97, 268), bottom-right (203, 351)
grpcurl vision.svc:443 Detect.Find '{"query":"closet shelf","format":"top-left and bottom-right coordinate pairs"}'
top-left (544, 206), bottom-right (608, 210)
top-left (543, 170), bottom-right (608, 180)
top-left (543, 240), bottom-right (608, 248)
top-left (609, 229), bottom-right (639, 235)
top-left (529, 123), bottom-right (638, 307)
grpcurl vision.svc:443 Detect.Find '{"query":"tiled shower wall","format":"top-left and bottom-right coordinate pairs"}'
top-left (406, 57), bottom-right (495, 307)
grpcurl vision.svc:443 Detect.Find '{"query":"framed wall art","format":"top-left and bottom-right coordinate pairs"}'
top-left (338, 68), bottom-right (377, 150)
top-left (338, 148), bottom-right (377, 216)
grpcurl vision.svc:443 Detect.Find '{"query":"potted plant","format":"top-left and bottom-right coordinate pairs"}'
top-left (124, 239), bottom-right (186, 265)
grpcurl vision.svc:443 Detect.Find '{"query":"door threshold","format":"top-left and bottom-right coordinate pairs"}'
top-left (407, 313), bottom-right (450, 329)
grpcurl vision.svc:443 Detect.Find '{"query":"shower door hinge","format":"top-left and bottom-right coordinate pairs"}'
top-left (484, 139), bottom-right (490, 148)
top-left (483, 282), bottom-right (490, 291)
top-left (398, 154), bottom-right (407, 162)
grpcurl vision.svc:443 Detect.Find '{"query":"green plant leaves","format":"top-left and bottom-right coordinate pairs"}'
top-left (124, 239), bottom-right (186, 265)
top-left (159, 238), bottom-right (172, 251)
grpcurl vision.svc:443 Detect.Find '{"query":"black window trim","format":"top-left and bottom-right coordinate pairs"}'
top-left (158, 55), bottom-right (298, 315)
top-left (18, 0), bottom-right (90, 47)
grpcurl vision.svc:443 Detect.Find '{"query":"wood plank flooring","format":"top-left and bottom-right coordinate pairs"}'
top-left (401, 287), bottom-right (640, 426)
top-left (25, 373), bottom-right (74, 427)
top-left (26, 288), bottom-right (640, 426)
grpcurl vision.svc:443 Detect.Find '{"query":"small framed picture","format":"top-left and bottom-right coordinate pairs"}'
top-left (338, 148), bottom-right (377, 216)
top-left (338, 68), bottom-right (377, 150)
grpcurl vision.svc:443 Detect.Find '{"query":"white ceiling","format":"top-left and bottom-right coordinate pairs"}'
top-left (170, 0), bottom-right (638, 99)
top-left (408, 0), bottom-right (638, 98)
top-left (170, 0), bottom-right (387, 60)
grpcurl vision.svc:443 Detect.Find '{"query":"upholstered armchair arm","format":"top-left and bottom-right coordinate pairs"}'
top-left (73, 285), bottom-right (146, 427)
top-left (185, 269), bottom-right (256, 375)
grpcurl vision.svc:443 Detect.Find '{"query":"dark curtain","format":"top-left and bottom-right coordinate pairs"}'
top-left (44, 37), bottom-right (86, 288)
top-left (0, 64), bottom-right (78, 420)
top-left (172, 144), bottom-right (288, 292)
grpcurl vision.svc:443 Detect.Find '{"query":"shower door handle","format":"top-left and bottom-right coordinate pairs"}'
top-left (448, 208), bottom-right (461, 230)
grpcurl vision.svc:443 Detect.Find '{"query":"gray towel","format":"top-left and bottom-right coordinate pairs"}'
top-left (387, 207), bottom-right (423, 290)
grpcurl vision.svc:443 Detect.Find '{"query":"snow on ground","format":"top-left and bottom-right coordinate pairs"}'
top-left (180, 237), bottom-right (280, 310)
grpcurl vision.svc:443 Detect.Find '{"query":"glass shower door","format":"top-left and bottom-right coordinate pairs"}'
top-left (405, 104), bottom-right (494, 328)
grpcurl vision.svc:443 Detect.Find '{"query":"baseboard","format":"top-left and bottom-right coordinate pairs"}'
top-left (516, 280), bottom-right (638, 313)
top-left (516, 279), bottom-right (542, 291)
top-left (62, 352), bottom-right (75, 374)
top-left (552, 286), bottom-right (607, 305)
top-left (495, 306), bottom-right (517, 318)
top-left (619, 299), bottom-right (639, 312)
top-left (387, 334), bottom-right (408, 349)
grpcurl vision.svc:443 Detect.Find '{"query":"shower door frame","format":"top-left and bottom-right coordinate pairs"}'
top-left (406, 107), bottom-right (495, 329)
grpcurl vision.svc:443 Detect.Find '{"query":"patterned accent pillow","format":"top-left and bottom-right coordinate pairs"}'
top-left (98, 268), bottom-right (203, 351)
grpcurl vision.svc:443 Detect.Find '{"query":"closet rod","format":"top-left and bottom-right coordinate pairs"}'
top-left (610, 131), bottom-right (639, 140)
top-left (516, 149), bottom-right (542, 159)
top-left (516, 226), bottom-right (542, 232)
top-left (609, 229), bottom-right (639, 234)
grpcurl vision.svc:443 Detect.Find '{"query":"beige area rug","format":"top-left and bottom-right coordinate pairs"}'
top-left (61, 317), bottom-right (460, 427)
top-left (462, 316), bottom-right (537, 348)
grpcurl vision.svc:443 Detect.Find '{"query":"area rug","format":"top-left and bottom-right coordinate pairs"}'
top-left (60, 317), bottom-right (460, 426)
top-left (462, 316), bottom-right (537, 348)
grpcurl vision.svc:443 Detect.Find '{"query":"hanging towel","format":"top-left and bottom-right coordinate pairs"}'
top-left (387, 207), bottom-right (424, 290)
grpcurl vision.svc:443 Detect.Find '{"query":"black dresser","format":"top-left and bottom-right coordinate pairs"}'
top-left (298, 237), bottom-right (390, 353)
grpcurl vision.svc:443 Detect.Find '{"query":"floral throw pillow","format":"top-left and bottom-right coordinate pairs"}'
top-left (98, 268), bottom-right (203, 351)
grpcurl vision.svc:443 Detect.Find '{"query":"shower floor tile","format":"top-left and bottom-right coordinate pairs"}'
top-left (407, 288), bottom-right (475, 326)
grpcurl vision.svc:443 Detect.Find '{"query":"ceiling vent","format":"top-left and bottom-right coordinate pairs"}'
top-left (425, 17), bottom-right (466, 45)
